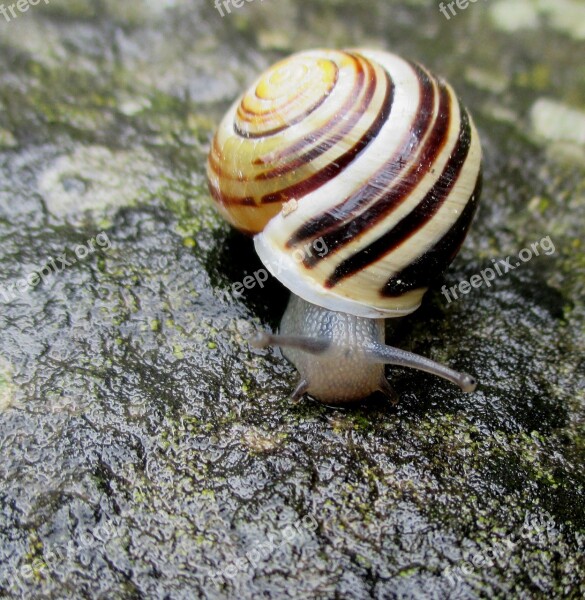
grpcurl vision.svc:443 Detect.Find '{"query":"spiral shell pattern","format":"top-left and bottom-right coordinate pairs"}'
top-left (207, 49), bottom-right (482, 318)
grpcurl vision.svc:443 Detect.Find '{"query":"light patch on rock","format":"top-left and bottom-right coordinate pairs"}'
top-left (242, 428), bottom-right (283, 453)
top-left (1, 19), bottom-right (69, 69)
top-left (530, 98), bottom-right (585, 165)
top-left (41, 0), bottom-right (189, 23)
top-left (116, 94), bottom-right (152, 117)
top-left (257, 30), bottom-right (293, 52)
top-left (115, 29), bottom-right (243, 103)
top-left (490, 0), bottom-right (585, 40)
top-left (38, 145), bottom-right (162, 219)
top-left (465, 67), bottom-right (508, 94)
top-left (0, 358), bottom-right (15, 413)
top-left (539, 0), bottom-right (585, 40)
top-left (481, 102), bottom-right (519, 125)
top-left (103, 0), bottom-right (188, 22)
top-left (490, 0), bottom-right (539, 32)
top-left (530, 99), bottom-right (585, 145)
top-left (0, 129), bottom-right (17, 149)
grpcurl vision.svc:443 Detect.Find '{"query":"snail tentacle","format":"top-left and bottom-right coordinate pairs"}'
top-left (250, 331), bottom-right (330, 355)
top-left (364, 342), bottom-right (477, 393)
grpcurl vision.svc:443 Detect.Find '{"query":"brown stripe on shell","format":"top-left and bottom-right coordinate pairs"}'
top-left (324, 102), bottom-right (473, 288)
top-left (381, 169), bottom-right (482, 296)
top-left (256, 70), bottom-right (395, 204)
top-left (287, 63), bottom-right (437, 250)
top-left (207, 136), bottom-right (223, 177)
top-left (209, 53), bottom-right (376, 192)
top-left (208, 179), bottom-right (254, 207)
top-left (298, 71), bottom-right (449, 269)
top-left (253, 52), bottom-right (371, 177)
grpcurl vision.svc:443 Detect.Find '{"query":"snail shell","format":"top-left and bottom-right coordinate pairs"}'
top-left (207, 48), bottom-right (482, 318)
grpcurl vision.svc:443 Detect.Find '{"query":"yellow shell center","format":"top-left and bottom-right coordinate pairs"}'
top-left (236, 56), bottom-right (338, 137)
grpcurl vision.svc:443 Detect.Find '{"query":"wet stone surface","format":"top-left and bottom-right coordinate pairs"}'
top-left (0, 0), bottom-right (583, 598)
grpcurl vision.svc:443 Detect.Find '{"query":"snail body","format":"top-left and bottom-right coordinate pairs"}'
top-left (207, 48), bottom-right (482, 404)
top-left (276, 295), bottom-right (388, 404)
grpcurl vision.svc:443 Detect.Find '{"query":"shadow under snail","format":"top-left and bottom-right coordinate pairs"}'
top-left (207, 48), bottom-right (482, 405)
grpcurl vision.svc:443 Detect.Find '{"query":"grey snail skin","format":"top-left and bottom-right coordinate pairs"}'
top-left (207, 48), bottom-right (482, 405)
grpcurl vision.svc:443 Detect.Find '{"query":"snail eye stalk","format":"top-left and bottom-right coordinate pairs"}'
top-left (364, 342), bottom-right (477, 393)
top-left (249, 332), bottom-right (330, 355)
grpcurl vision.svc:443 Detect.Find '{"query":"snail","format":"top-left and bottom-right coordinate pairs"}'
top-left (207, 48), bottom-right (482, 405)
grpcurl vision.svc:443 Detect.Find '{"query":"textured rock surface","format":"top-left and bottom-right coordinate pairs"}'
top-left (0, 0), bottom-right (583, 598)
